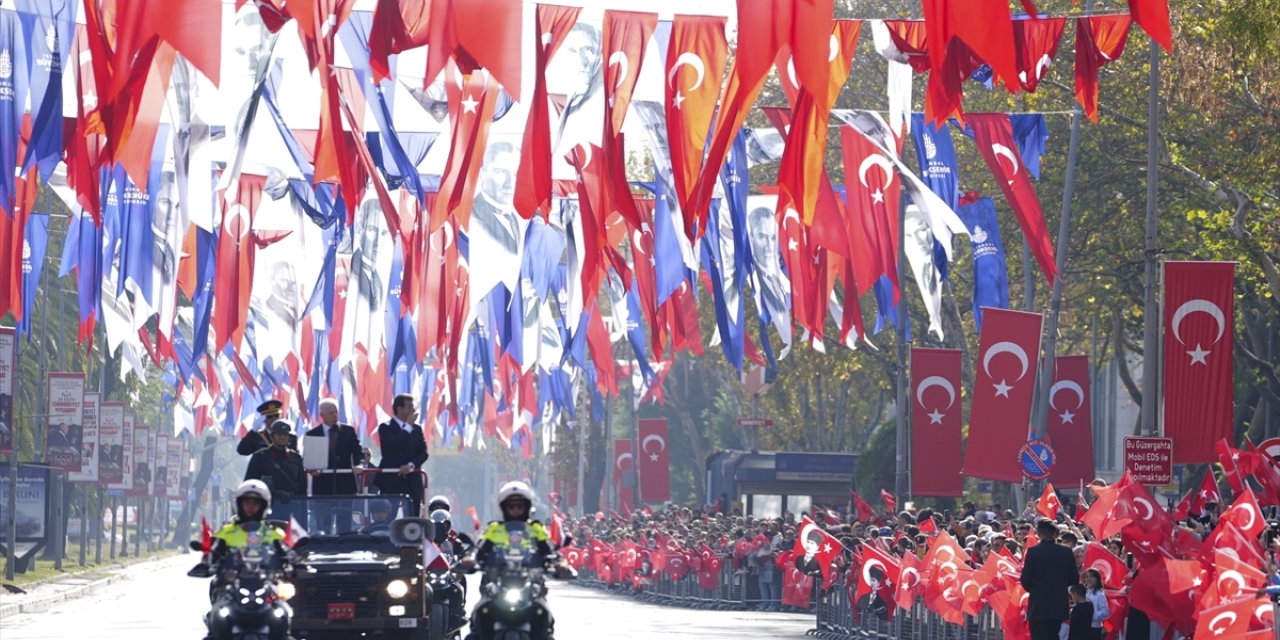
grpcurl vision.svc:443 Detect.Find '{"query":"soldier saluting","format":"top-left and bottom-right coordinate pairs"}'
top-left (237, 399), bottom-right (298, 455)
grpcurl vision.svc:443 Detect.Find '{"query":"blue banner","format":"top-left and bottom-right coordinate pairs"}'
top-left (910, 113), bottom-right (959, 213)
top-left (19, 212), bottom-right (48, 338)
top-left (16, 0), bottom-right (73, 180)
top-left (0, 11), bottom-right (31, 216)
top-left (956, 197), bottom-right (1010, 331)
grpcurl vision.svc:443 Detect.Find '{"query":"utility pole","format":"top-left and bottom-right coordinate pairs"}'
top-left (1140, 39), bottom-right (1162, 437)
top-left (894, 197), bottom-right (910, 501)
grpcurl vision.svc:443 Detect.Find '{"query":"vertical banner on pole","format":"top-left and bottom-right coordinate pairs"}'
top-left (1045, 355), bottom-right (1096, 487)
top-left (46, 372), bottom-right (86, 472)
top-left (129, 421), bottom-right (149, 497)
top-left (70, 392), bottom-right (101, 483)
top-left (1163, 261), bottom-right (1235, 463)
top-left (910, 347), bottom-right (964, 497)
top-left (152, 432), bottom-right (168, 498)
top-left (637, 418), bottom-right (671, 503)
top-left (99, 403), bottom-right (126, 486)
top-left (0, 326), bottom-right (14, 456)
top-left (165, 438), bottom-right (182, 500)
top-left (962, 308), bottom-right (1044, 482)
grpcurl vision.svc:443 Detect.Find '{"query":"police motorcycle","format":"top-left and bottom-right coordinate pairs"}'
top-left (425, 510), bottom-right (469, 640)
top-left (458, 522), bottom-right (575, 640)
top-left (188, 480), bottom-right (294, 640)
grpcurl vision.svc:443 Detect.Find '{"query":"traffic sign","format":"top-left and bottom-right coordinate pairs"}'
top-left (1123, 437), bottom-right (1173, 485)
top-left (1259, 438), bottom-right (1280, 462)
top-left (736, 418), bottom-right (775, 428)
top-left (1019, 440), bottom-right (1056, 480)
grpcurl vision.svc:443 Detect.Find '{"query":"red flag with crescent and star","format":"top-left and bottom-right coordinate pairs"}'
top-left (911, 348), bottom-right (964, 496)
top-left (1164, 261), bottom-right (1235, 463)
top-left (962, 308), bottom-right (1043, 482)
top-left (793, 516), bottom-right (844, 583)
top-left (637, 418), bottom-right (670, 502)
top-left (1013, 17), bottom-right (1066, 93)
top-left (614, 439), bottom-right (634, 514)
top-left (895, 549), bottom-right (923, 611)
top-left (664, 15), bottom-right (728, 239)
top-left (857, 543), bottom-right (901, 604)
top-left (967, 113), bottom-right (1057, 287)
top-left (1221, 487), bottom-right (1266, 539)
top-left (1074, 15), bottom-right (1132, 123)
top-left (1045, 355), bottom-right (1096, 487)
top-left (840, 126), bottom-right (901, 298)
top-left (212, 174), bottom-right (266, 352)
top-left (1036, 484), bottom-right (1061, 519)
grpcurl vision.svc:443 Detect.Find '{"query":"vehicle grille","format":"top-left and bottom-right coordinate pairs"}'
top-left (296, 572), bottom-right (383, 619)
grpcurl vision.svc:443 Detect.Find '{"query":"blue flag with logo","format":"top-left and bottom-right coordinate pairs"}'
top-left (19, 212), bottom-right (48, 338)
top-left (0, 11), bottom-right (31, 216)
top-left (16, 0), bottom-right (73, 180)
top-left (190, 227), bottom-right (218, 358)
top-left (910, 113), bottom-right (959, 213)
top-left (957, 197), bottom-right (1010, 331)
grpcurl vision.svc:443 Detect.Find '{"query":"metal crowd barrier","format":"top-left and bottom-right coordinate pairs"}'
top-left (808, 580), bottom-right (1005, 640)
top-left (573, 553), bottom-right (806, 612)
top-left (574, 557), bottom-right (1008, 640)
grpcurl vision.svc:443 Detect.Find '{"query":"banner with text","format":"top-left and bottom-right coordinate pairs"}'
top-left (99, 403), bottom-right (126, 486)
top-left (70, 391), bottom-right (101, 482)
top-left (129, 421), bottom-right (149, 497)
top-left (46, 372), bottom-right (86, 472)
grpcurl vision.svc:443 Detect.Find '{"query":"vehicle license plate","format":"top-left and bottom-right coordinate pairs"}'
top-left (327, 603), bottom-right (356, 620)
top-left (399, 618), bottom-right (418, 628)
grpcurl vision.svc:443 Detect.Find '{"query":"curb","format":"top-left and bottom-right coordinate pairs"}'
top-left (0, 554), bottom-right (179, 620)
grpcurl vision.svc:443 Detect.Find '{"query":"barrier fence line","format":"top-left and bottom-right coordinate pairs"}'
top-left (569, 554), bottom-right (1007, 640)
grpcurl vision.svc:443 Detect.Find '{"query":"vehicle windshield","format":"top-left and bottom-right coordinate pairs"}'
top-left (269, 495), bottom-right (415, 539)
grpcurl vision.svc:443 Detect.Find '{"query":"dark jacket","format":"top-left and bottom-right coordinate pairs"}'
top-left (245, 446), bottom-right (306, 501)
top-left (238, 429), bottom-right (297, 456)
top-left (374, 419), bottom-right (428, 501)
top-left (304, 423), bottom-right (363, 495)
top-left (1068, 601), bottom-right (1095, 640)
top-left (1019, 540), bottom-right (1079, 621)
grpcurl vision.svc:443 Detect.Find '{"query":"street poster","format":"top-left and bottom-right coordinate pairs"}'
top-left (98, 402), bottom-right (125, 486)
top-left (110, 413), bottom-right (135, 492)
top-left (165, 436), bottom-right (182, 499)
top-left (0, 326), bottom-right (15, 456)
top-left (152, 432), bottom-right (168, 498)
top-left (70, 391), bottom-right (101, 482)
top-left (45, 372), bottom-right (86, 472)
top-left (130, 421), bottom-right (149, 496)
top-left (0, 463), bottom-right (48, 542)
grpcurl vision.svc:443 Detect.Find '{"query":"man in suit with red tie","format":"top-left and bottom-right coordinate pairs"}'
top-left (375, 394), bottom-right (429, 515)
top-left (306, 398), bottom-right (368, 495)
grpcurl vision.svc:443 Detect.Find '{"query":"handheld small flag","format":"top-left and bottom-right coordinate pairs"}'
top-left (284, 516), bottom-right (309, 548)
top-left (200, 517), bottom-right (212, 554)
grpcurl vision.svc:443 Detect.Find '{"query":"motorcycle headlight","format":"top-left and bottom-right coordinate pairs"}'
top-left (501, 588), bottom-right (523, 605)
top-left (386, 579), bottom-right (410, 599)
top-left (276, 581), bottom-right (296, 601)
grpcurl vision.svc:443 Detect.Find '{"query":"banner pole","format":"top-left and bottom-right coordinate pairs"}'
top-left (1140, 38), bottom-right (1163, 437)
top-left (894, 192), bottom-right (910, 502)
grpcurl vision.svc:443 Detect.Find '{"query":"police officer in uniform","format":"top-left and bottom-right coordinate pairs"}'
top-left (245, 421), bottom-right (306, 525)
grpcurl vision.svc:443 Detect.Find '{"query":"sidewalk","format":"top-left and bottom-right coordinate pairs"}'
top-left (0, 551), bottom-right (184, 620)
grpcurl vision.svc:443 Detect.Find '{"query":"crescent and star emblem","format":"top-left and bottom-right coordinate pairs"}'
top-left (608, 51), bottom-right (630, 93)
top-left (1048, 379), bottom-right (1084, 424)
top-left (858, 153), bottom-right (896, 205)
top-left (1207, 611), bottom-right (1238, 635)
top-left (667, 52), bottom-right (706, 110)
top-left (982, 341), bottom-right (1030, 398)
top-left (991, 144), bottom-right (1020, 185)
top-left (861, 558), bottom-right (885, 587)
top-left (615, 451), bottom-right (633, 471)
top-left (641, 434), bottom-right (666, 461)
top-left (1170, 299), bottom-right (1226, 366)
top-left (1217, 570), bottom-right (1246, 598)
top-left (915, 375), bottom-right (955, 425)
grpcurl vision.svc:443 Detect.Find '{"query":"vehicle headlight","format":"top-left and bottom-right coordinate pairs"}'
top-left (502, 588), bottom-right (523, 605)
top-left (386, 579), bottom-right (410, 599)
top-left (276, 581), bottom-right (296, 601)
top-left (218, 606), bottom-right (232, 618)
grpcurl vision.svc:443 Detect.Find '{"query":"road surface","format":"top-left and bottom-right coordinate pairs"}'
top-left (1, 554), bottom-right (813, 639)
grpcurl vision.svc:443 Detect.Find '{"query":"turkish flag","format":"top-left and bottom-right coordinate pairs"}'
top-left (433, 65), bottom-right (501, 231)
top-left (840, 125), bottom-right (901, 296)
top-left (920, 0), bottom-right (1022, 123)
top-left (794, 516), bottom-right (844, 582)
top-left (851, 491), bottom-right (876, 522)
top-left (1036, 484), bottom-right (1061, 519)
top-left (512, 4), bottom-right (582, 219)
top-left (1045, 355), bottom-right (1096, 487)
top-left (614, 439), bottom-right (633, 514)
top-left (1013, 17), bottom-right (1066, 93)
top-left (911, 348), bottom-right (964, 495)
top-left (1195, 597), bottom-right (1255, 639)
top-left (895, 548), bottom-right (923, 611)
top-left (1210, 549), bottom-right (1268, 604)
top-left (1164, 261), bottom-right (1235, 463)
top-left (1128, 0), bottom-right (1173, 52)
top-left (1189, 472), bottom-right (1222, 518)
top-left (1074, 15), bottom-right (1132, 122)
top-left (1084, 542), bottom-right (1127, 590)
top-left (599, 11), bottom-right (658, 232)
top-left (857, 544), bottom-right (901, 603)
top-left (962, 308), bottom-right (1044, 482)
top-left (213, 174), bottom-right (266, 351)
top-left (968, 114), bottom-right (1057, 286)
top-left (1202, 522), bottom-right (1266, 571)
top-left (637, 418), bottom-right (670, 502)
top-left (881, 489), bottom-right (898, 513)
top-left (665, 15), bottom-right (728, 238)
top-left (1222, 487), bottom-right (1266, 538)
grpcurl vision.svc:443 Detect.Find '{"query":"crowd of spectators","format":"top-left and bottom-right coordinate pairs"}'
top-left (554, 477), bottom-right (1280, 639)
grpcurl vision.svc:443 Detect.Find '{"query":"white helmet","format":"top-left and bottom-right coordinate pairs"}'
top-left (427, 495), bottom-right (452, 512)
top-left (497, 481), bottom-right (535, 508)
top-left (234, 479), bottom-right (272, 518)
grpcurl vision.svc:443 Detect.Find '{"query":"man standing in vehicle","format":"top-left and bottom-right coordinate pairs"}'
top-left (375, 394), bottom-right (428, 515)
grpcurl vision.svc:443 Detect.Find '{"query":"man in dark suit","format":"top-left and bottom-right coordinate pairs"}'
top-left (1020, 518), bottom-right (1078, 640)
top-left (375, 394), bottom-right (428, 515)
top-left (237, 400), bottom-right (297, 455)
top-left (305, 398), bottom-right (367, 495)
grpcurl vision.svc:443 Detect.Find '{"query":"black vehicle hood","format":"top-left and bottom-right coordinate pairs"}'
top-left (300, 550), bottom-right (400, 571)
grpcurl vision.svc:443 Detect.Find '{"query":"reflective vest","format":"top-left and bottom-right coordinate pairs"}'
top-left (479, 520), bottom-right (549, 550)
